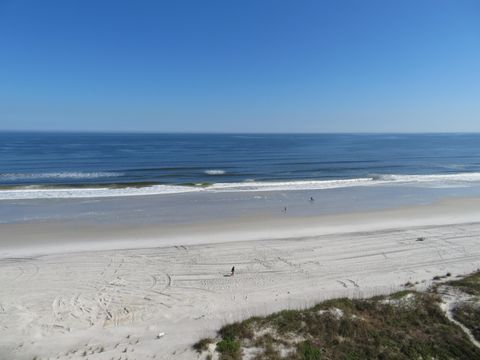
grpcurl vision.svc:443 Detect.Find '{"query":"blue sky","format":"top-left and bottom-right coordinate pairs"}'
top-left (0, 0), bottom-right (479, 132)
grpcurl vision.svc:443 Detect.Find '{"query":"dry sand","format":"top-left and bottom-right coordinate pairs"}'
top-left (1, 197), bottom-right (480, 360)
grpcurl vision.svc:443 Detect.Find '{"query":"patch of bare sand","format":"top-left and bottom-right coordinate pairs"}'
top-left (1, 201), bottom-right (480, 359)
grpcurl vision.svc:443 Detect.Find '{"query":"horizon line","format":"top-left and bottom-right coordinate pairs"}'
top-left (1, 130), bottom-right (480, 135)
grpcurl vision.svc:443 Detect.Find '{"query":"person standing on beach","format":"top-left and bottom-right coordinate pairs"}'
top-left (231, 266), bottom-right (235, 276)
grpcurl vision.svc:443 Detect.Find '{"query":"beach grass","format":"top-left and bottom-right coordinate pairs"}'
top-left (195, 282), bottom-right (480, 359)
top-left (447, 271), bottom-right (480, 296)
top-left (446, 270), bottom-right (480, 342)
top-left (452, 302), bottom-right (480, 342)
top-left (193, 337), bottom-right (215, 352)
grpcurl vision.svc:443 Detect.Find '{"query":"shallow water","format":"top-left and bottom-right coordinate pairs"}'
top-left (2, 183), bottom-right (480, 226)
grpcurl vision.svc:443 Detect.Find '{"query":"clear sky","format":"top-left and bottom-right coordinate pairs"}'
top-left (0, 0), bottom-right (479, 132)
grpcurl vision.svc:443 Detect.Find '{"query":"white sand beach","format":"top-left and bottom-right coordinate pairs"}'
top-left (1, 197), bottom-right (480, 360)
top-left (3, 0), bottom-right (480, 357)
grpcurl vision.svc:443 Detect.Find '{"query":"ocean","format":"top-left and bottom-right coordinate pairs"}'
top-left (1, 132), bottom-right (480, 200)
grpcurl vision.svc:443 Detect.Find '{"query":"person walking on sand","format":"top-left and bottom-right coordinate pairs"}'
top-left (231, 266), bottom-right (235, 276)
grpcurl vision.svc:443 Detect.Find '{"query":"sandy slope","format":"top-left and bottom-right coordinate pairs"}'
top-left (1, 201), bottom-right (480, 359)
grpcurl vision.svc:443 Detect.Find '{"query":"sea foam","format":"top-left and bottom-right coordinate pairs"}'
top-left (1, 172), bottom-right (480, 200)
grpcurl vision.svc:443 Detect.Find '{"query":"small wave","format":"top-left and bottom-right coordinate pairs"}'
top-left (209, 178), bottom-right (374, 192)
top-left (204, 169), bottom-right (226, 175)
top-left (0, 178), bottom-right (376, 200)
top-left (0, 172), bottom-right (123, 181)
top-left (371, 173), bottom-right (480, 183)
top-left (0, 184), bottom-right (199, 200)
top-left (1, 172), bottom-right (480, 200)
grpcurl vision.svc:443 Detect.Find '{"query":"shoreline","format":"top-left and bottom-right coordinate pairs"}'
top-left (2, 171), bottom-right (480, 201)
top-left (2, 196), bottom-right (480, 259)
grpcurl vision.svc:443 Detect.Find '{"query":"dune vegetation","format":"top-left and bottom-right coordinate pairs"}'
top-left (195, 271), bottom-right (480, 360)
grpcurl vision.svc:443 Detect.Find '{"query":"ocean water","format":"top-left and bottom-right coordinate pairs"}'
top-left (1, 132), bottom-right (480, 200)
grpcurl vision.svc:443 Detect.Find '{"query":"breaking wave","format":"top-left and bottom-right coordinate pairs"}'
top-left (204, 169), bottom-right (226, 175)
top-left (370, 173), bottom-right (480, 182)
top-left (1, 172), bottom-right (480, 200)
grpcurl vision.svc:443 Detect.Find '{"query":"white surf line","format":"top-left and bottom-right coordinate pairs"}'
top-left (2, 171), bottom-right (480, 200)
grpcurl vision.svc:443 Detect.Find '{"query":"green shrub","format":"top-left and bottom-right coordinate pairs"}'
top-left (216, 337), bottom-right (241, 359)
top-left (219, 321), bottom-right (254, 340)
top-left (193, 337), bottom-right (214, 352)
top-left (296, 341), bottom-right (322, 360)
